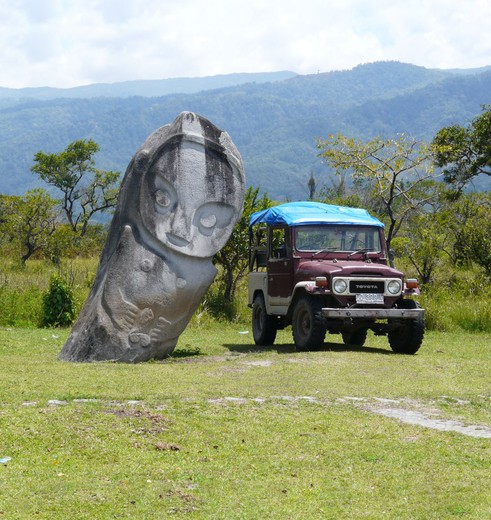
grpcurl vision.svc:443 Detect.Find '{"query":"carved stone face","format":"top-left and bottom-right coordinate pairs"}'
top-left (139, 113), bottom-right (243, 258)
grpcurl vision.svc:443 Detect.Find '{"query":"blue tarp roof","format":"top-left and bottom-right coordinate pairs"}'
top-left (249, 201), bottom-right (384, 228)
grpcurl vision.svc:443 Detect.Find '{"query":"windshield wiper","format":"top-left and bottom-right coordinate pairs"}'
top-left (348, 248), bottom-right (378, 258)
top-left (312, 247), bottom-right (339, 258)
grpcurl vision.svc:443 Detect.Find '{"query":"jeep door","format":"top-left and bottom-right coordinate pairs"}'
top-left (267, 226), bottom-right (293, 301)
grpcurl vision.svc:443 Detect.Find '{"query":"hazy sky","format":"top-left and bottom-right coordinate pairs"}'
top-left (1, 0), bottom-right (490, 89)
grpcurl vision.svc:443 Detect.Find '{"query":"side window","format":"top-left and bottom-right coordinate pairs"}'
top-left (269, 227), bottom-right (290, 259)
top-left (250, 224), bottom-right (268, 270)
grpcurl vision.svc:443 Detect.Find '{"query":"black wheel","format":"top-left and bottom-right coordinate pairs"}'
top-left (342, 328), bottom-right (368, 347)
top-left (252, 294), bottom-right (277, 346)
top-left (388, 300), bottom-right (425, 354)
top-left (292, 297), bottom-right (326, 350)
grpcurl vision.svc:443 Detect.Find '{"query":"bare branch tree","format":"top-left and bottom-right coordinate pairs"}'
top-left (317, 134), bottom-right (442, 258)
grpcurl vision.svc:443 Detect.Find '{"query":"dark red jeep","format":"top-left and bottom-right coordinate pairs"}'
top-left (248, 201), bottom-right (424, 353)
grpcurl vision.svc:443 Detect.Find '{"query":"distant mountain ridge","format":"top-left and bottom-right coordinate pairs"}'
top-left (1, 61), bottom-right (490, 199)
top-left (0, 71), bottom-right (297, 101)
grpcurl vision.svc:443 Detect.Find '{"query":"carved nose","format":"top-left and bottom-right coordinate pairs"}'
top-left (167, 207), bottom-right (191, 247)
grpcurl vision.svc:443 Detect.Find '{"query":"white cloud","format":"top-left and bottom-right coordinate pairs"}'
top-left (0, 0), bottom-right (490, 88)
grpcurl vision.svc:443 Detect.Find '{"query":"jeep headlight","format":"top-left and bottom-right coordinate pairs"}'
top-left (387, 280), bottom-right (402, 295)
top-left (333, 278), bottom-right (348, 294)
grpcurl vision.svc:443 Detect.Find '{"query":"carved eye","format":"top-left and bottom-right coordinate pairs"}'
top-left (155, 189), bottom-right (171, 208)
top-left (153, 177), bottom-right (177, 214)
top-left (194, 202), bottom-right (235, 237)
top-left (200, 213), bottom-right (217, 229)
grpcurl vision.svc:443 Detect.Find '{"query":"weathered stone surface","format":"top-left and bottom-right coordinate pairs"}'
top-left (59, 112), bottom-right (245, 362)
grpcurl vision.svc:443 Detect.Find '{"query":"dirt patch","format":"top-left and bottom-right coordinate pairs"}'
top-left (346, 397), bottom-right (491, 439)
top-left (104, 408), bottom-right (171, 434)
top-left (368, 406), bottom-right (491, 438)
top-left (154, 442), bottom-right (180, 451)
top-left (208, 397), bottom-right (249, 405)
top-left (207, 394), bottom-right (491, 438)
top-left (241, 360), bottom-right (274, 367)
top-left (106, 408), bottom-right (168, 423)
top-left (208, 396), bottom-right (322, 406)
top-left (165, 354), bottom-right (245, 364)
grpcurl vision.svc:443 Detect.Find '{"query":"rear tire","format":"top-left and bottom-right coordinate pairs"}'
top-left (388, 300), bottom-right (424, 354)
top-left (292, 297), bottom-right (326, 350)
top-left (342, 328), bottom-right (368, 347)
top-left (252, 294), bottom-right (277, 346)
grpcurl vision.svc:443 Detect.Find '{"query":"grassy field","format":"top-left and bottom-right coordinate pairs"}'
top-left (0, 324), bottom-right (490, 519)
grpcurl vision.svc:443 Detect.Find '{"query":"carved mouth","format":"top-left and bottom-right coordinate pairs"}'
top-left (166, 233), bottom-right (190, 248)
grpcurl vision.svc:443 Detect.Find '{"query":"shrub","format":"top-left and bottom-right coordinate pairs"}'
top-left (40, 273), bottom-right (77, 327)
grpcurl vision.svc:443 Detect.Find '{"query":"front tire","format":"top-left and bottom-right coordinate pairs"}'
top-left (252, 294), bottom-right (277, 346)
top-left (388, 300), bottom-right (424, 354)
top-left (292, 297), bottom-right (326, 350)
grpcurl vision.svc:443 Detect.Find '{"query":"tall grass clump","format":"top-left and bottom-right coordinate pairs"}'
top-left (198, 278), bottom-right (250, 325)
top-left (420, 272), bottom-right (491, 332)
top-left (451, 300), bottom-right (491, 332)
top-left (0, 278), bottom-right (44, 327)
top-left (0, 260), bottom-right (46, 327)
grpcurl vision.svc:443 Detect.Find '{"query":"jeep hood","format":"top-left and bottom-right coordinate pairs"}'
top-left (297, 259), bottom-right (403, 278)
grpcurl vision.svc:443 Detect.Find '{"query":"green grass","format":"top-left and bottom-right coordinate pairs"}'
top-left (0, 325), bottom-right (490, 519)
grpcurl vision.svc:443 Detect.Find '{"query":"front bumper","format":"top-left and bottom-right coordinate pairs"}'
top-left (321, 308), bottom-right (424, 319)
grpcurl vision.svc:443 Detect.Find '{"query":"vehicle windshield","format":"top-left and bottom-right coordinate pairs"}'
top-left (294, 225), bottom-right (382, 253)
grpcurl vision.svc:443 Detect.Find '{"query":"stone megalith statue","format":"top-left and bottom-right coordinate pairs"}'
top-left (59, 112), bottom-right (245, 362)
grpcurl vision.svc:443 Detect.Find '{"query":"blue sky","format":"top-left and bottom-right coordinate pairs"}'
top-left (1, 0), bottom-right (490, 88)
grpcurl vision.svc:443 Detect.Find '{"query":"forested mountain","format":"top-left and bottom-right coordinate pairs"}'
top-left (1, 61), bottom-right (490, 200)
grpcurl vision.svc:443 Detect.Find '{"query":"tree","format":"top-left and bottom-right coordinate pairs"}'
top-left (45, 223), bottom-right (108, 265)
top-left (213, 186), bottom-right (273, 304)
top-left (437, 193), bottom-right (479, 268)
top-left (31, 139), bottom-right (120, 236)
top-left (392, 212), bottom-right (449, 285)
top-left (307, 172), bottom-right (317, 200)
top-left (452, 193), bottom-right (491, 278)
top-left (317, 134), bottom-right (441, 257)
top-left (397, 191), bottom-right (491, 280)
top-left (319, 171), bottom-right (370, 209)
top-left (0, 189), bottom-right (59, 266)
top-left (432, 105), bottom-right (491, 189)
